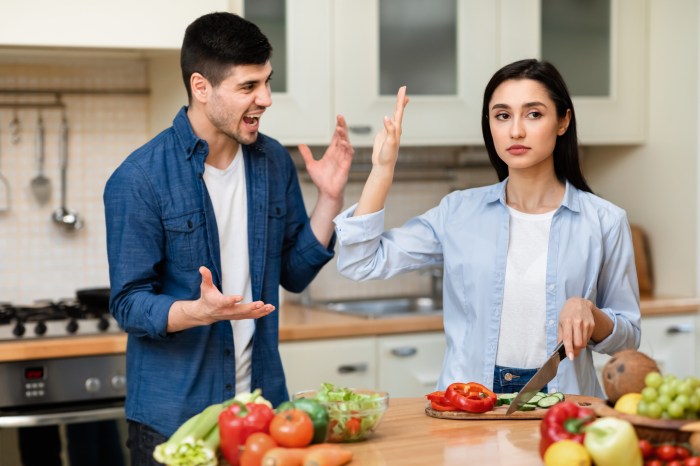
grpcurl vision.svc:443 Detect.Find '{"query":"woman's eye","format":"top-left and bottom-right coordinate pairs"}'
top-left (527, 111), bottom-right (542, 119)
top-left (494, 113), bottom-right (510, 121)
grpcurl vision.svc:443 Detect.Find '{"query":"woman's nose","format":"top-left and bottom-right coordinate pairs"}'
top-left (510, 117), bottom-right (525, 139)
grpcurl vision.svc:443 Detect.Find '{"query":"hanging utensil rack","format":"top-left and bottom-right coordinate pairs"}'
top-left (0, 87), bottom-right (150, 110)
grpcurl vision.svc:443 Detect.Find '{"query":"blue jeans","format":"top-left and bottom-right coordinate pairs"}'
top-left (127, 420), bottom-right (168, 466)
top-left (493, 365), bottom-right (547, 394)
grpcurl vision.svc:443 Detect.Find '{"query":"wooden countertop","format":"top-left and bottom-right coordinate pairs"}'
top-left (1, 296), bottom-right (697, 362)
top-left (342, 397), bottom-right (543, 465)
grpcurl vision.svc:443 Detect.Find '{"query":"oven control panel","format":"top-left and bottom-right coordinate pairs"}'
top-left (0, 354), bottom-right (126, 409)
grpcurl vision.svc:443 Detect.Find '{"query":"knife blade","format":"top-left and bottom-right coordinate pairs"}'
top-left (505, 341), bottom-right (567, 415)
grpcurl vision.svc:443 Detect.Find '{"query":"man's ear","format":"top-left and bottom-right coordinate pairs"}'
top-left (190, 73), bottom-right (209, 103)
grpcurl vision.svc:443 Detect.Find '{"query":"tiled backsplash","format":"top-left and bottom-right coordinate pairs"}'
top-left (0, 54), bottom-right (497, 305)
top-left (0, 55), bottom-right (149, 304)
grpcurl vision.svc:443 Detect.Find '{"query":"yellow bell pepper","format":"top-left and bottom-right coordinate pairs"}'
top-left (583, 417), bottom-right (642, 466)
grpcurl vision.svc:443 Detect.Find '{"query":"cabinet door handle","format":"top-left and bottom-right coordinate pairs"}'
top-left (667, 324), bottom-right (694, 334)
top-left (348, 125), bottom-right (372, 135)
top-left (391, 347), bottom-right (418, 358)
top-left (337, 363), bottom-right (368, 374)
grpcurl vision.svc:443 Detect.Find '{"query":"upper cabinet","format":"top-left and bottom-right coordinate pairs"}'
top-left (0, 0), bottom-right (235, 49)
top-left (500, 0), bottom-right (647, 144)
top-left (241, 0), bottom-right (647, 146)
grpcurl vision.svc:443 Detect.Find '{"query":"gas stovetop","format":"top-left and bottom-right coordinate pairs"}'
top-left (0, 299), bottom-right (122, 341)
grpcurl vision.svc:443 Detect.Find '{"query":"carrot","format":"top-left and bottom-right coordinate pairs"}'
top-left (303, 447), bottom-right (353, 466)
top-left (262, 447), bottom-right (307, 466)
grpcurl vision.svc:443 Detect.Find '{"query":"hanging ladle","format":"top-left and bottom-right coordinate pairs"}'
top-left (52, 113), bottom-right (83, 231)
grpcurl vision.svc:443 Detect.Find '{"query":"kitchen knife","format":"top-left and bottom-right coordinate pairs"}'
top-left (505, 341), bottom-right (567, 415)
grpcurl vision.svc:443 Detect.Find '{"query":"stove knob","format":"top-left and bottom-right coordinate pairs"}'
top-left (66, 319), bottom-right (79, 334)
top-left (111, 375), bottom-right (126, 390)
top-left (97, 317), bottom-right (110, 332)
top-left (34, 321), bottom-right (47, 336)
top-left (13, 322), bottom-right (25, 337)
top-left (85, 377), bottom-right (101, 393)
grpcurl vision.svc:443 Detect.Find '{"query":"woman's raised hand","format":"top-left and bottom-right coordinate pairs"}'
top-left (372, 86), bottom-right (409, 169)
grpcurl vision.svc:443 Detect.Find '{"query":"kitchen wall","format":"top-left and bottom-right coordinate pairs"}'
top-left (0, 53), bottom-right (149, 304)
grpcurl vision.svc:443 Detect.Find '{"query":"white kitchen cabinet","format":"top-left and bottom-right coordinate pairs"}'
top-left (499, 0), bottom-right (648, 144)
top-left (237, 0), bottom-right (646, 146)
top-left (279, 337), bottom-right (376, 397)
top-left (0, 1), bottom-right (236, 49)
top-left (593, 314), bottom-right (697, 387)
top-left (376, 332), bottom-right (446, 397)
top-left (333, 0), bottom-right (497, 146)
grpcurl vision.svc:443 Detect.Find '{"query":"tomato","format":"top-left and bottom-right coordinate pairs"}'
top-left (677, 445), bottom-right (693, 459)
top-left (667, 461), bottom-right (685, 466)
top-left (685, 456), bottom-right (700, 466)
top-left (269, 409), bottom-right (314, 448)
top-left (345, 417), bottom-right (361, 437)
top-left (644, 460), bottom-right (663, 466)
top-left (240, 432), bottom-right (277, 466)
top-left (655, 444), bottom-right (678, 462)
top-left (638, 439), bottom-right (654, 459)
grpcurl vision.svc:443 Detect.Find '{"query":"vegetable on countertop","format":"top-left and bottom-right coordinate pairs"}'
top-left (277, 398), bottom-right (330, 444)
top-left (219, 400), bottom-right (276, 465)
top-left (539, 401), bottom-right (595, 458)
top-left (303, 446), bottom-right (353, 466)
top-left (444, 382), bottom-right (497, 413)
top-left (583, 416), bottom-right (642, 466)
top-left (261, 445), bottom-right (351, 466)
top-left (153, 401), bottom-right (224, 466)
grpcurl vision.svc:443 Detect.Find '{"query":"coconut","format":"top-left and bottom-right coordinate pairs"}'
top-left (602, 349), bottom-right (661, 404)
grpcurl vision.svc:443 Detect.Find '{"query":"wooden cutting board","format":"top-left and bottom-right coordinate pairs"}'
top-left (425, 394), bottom-right (602, 420)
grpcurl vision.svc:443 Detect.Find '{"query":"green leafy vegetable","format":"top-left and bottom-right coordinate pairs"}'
top-left (314, 383), bottom-right (385, 442)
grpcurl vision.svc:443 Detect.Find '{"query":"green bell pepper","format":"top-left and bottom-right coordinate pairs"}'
top-left (276, 398), bottom-right (329, 444)
top-left (583, 416), bottom-right (642, 466)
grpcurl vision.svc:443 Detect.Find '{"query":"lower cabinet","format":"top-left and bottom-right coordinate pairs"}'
top-left (279, 336), bottom-right (376, 397)
top-left (279, 332), bottom-right (446, 398)
top-left (376, 333), bottom-right (446, 397)
top-left (593, 314), bottom-right (697, 386)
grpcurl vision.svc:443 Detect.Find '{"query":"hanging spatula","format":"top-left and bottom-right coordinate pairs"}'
top-left (30, 113), bottom-right (51, 205)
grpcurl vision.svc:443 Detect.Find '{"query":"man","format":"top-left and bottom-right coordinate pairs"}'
top-left (103, 12), bottom-right (353, 463)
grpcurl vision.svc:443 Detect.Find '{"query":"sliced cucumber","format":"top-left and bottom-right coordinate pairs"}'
top-left (536, 395), bottom-right (562, 408)
top-left (497, 393), bottom-right (518, 405)
top-left (519, 403), bottom-right (538, 411)
top-left (550, 392), bottom-right (565, 401)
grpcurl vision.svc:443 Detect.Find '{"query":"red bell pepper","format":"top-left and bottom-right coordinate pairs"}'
top-left (444, 382), bottom-right (497, 413)
top-left (539, 401), bottom-right (595, 458)
top-left (425, 391), bottom-right (459, 411)
top-left (218, 401), bottom-right (275, 465)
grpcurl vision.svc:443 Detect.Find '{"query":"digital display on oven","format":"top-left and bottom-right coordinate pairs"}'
top-left (24, 366), bottom-right (45, 380)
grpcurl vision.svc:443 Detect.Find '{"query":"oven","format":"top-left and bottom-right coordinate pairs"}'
top-left (0, 291), bottom-right (128, 466)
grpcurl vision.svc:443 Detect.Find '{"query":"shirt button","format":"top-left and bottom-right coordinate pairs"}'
top-left (226, 384), bottom-right (233, 391)
top-left (548, 285), bottom-right (555, 291)
top-left (225, 349), bottom-right (231, 356)
top-left (548, 320), bottom-right (555, 326)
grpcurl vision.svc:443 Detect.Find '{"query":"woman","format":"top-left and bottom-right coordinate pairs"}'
top-left (334, 59), bottom-right (640, 397)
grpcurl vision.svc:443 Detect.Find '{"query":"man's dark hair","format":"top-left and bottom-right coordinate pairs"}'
top-left (181, 12), bottom-right (272, 101)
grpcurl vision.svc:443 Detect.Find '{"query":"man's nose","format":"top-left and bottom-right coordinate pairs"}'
top-left (256, 84), bottom-right (272, 108)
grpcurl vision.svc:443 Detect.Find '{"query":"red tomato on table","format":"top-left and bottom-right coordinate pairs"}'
top-left (269, 409), bottom-right (314, 448)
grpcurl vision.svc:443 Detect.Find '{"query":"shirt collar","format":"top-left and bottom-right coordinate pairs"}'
top-left (486, 177), bottom-right (581, 213)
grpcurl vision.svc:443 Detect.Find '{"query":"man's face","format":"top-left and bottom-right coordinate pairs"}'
top-left (206, 61), bottom-right (273, 145)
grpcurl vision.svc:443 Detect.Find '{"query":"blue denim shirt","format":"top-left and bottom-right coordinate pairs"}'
top-left (335, 180), bottom-right (641, 398)
top-left (104, 107), bottom-right (334, 437)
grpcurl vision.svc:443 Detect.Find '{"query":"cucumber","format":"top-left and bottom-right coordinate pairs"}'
top-left (497, 393), bottom-right (518, 406)
top-left (536, 395), bottom-right (562, 408)
top-left (519, 403), bottom-right (538, 411)
top-left (550, 392), bottom-right (565, 401)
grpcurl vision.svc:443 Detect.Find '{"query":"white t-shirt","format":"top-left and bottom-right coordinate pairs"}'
top-left (203, 147), bottom-right (255, 395)
top-left (495, 206), bottom-right (556, 369)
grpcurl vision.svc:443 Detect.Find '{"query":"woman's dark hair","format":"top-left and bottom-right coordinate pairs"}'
top-left (481, 59), bottom-right (592, 193)
top-left (181, 12), bottom-right (272, 101)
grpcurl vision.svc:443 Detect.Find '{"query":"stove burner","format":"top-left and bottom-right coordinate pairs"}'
top-left (0, 298), bottom-right (122, 340)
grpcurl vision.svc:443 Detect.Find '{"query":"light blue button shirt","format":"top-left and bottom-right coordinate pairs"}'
top-left (334, 179), bottom-right (640, 397)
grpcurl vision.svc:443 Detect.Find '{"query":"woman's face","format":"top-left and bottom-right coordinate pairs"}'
top-left (488, 78), bottom-right (570, 176)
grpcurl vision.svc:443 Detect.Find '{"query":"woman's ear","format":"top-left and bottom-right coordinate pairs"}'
top-left (190, 73), bottom-right (209, 104)
top-left (558, 109), bottom-right (572, 136)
